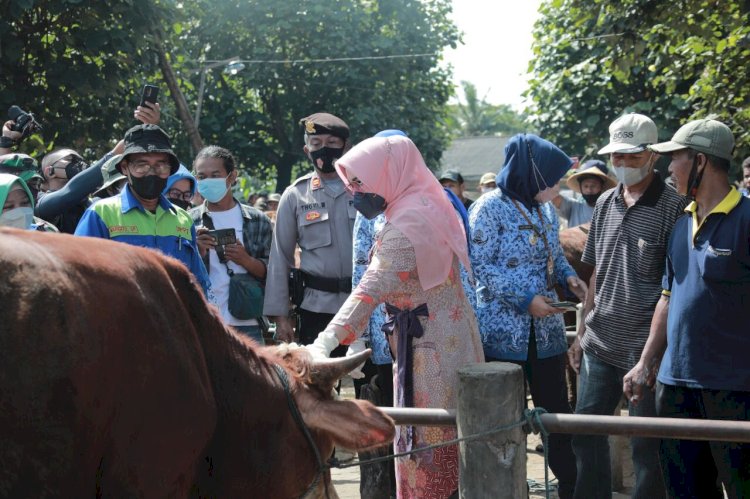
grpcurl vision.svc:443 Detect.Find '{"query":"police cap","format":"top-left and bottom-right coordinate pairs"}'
top-left (299, 113), bottom-right (350, 140)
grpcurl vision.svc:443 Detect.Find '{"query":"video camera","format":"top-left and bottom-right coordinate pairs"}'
top-left (5, 105), bottom-right (42, 144)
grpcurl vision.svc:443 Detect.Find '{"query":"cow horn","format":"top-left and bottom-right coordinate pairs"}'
top-left (309, 348), bottom-right (372, 389)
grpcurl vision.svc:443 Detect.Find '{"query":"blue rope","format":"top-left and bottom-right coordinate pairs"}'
top-left (524, 408), bottom-right (551, 499)
top-left (331, 406), bottom-right (554, 498)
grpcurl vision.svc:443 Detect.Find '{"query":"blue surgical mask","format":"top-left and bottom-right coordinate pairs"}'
top-left (0, 206), bottom-right (34, 229)
top-left (352, 192), bottom-right (387, 220)
top-left (197, 177), bottom-right (230, 203)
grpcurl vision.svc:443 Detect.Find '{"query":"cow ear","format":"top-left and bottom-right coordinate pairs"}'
top-left (298, 395), bottom-right (395, 451)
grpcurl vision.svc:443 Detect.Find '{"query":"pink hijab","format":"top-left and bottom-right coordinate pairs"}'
top-left (336, 135), bottom-right (470, 290)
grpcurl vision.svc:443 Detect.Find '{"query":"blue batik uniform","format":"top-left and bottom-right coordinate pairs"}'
top-left (469, 189), bottom-right (576, 360)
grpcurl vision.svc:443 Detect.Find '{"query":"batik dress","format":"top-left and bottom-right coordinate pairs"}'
top-left (328, 223), bottom-right (485, 499)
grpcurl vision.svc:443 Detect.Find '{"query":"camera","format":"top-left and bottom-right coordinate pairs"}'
top-left (209, 228), bottom-right (236, 263)
top-left (8, 105), bottom-right (42, 140)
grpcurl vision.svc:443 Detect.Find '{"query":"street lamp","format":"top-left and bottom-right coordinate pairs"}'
top-left (193, 57), bottom-right (245, 128)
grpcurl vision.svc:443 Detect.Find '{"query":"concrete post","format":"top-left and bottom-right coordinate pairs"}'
top-left (457, 363), bottom-right (526, 499)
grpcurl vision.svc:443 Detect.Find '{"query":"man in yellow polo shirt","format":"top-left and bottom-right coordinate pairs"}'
top-left (625, 119), bottom-right (750, 498)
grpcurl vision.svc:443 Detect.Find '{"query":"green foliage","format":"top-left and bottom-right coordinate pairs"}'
top-left (0, 0), bottom-right (173, 156)
top-left (171, 0), bottom-right (459, 185)
top-left (527, 0), bottom-right (750, 177)
top-left (446, 81), bottom-right (529, 137)
top-left (1, 0), bottom-right (458, 188)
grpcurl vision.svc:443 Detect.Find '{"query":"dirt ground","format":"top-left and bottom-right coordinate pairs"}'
top-left (331, 376), bottom-right (635, 499)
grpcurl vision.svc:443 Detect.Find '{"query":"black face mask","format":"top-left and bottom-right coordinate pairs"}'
top-left (309, 146), bottom-right (344, 174)
top-left (130, 174), bottom-right (167, 200)
top-left (64, 158), bottom-right (87, 179)
top-left (352, 192), bottom-right (387, 220)
top-left (582, 193), bottom-right (601, 206)
top-left (169, 198), bottom-right (192, 210)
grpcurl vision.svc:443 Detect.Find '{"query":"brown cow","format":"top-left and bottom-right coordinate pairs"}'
top-left (559, 222), bottom-right (593, 286)
top-left (0, 228), bottom-right (394, 498)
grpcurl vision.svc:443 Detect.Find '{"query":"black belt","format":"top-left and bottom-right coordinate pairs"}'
top-left (300, 270), bottom-right (352, 294)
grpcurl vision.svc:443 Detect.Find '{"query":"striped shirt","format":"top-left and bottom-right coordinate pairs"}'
top-left (581, 174), bottom-right (687, 370)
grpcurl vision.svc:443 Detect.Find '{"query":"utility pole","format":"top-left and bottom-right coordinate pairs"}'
top-left (152, 29), bottom-right (204, 153)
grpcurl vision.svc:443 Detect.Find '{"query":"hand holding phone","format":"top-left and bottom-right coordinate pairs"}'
top-left (139, 84), bottom-right (159, 108)
top-left (549, 301), bottom-right (578, 312)
top-left (208, 228), bottom-right (237, 263)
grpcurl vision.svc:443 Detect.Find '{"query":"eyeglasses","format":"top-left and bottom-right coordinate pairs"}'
top-left (166, 189), bottom-right (193, 202)
top-left (128, 160), bottom-right (171, 175)
top-left (344, 176), bottom-right (365, 195)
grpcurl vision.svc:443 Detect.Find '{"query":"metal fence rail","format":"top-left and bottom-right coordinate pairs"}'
top-left (380, 407), bottom-right (750, 443)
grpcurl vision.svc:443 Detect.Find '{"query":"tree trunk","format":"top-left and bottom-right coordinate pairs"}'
top-left (152, 30), bottom-right (204, 153)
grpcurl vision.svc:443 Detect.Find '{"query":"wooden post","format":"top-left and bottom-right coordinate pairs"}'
top-left (457, 363), bottom-right (526, 499)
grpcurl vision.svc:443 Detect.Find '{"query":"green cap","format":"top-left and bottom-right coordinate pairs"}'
top-left (0, 154), bottom-right (42, 188)
top-left (0, 153), bottom-right (38, 172)
top-left (649, 119), bottom-right (735, 160)
top-left (94, 154), bottom-right (126, 197)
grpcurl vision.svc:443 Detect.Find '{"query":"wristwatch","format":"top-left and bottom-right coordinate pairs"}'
top-left (0, 136), bottom-right (15, 149)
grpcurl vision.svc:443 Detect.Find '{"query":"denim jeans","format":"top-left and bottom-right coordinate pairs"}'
top-left (656, 382), bottom-right (749, 499)
top-left (572, 352), bottom-right (665, 499)
top-left (233, 325), bottom-right (265, 345)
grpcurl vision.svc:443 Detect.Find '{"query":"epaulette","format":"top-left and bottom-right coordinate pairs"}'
top-left (291, 171), bottom-right (314, 187)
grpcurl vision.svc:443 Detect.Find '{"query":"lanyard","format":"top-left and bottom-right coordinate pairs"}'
top-left (511, 198), bottom-right (555, 290)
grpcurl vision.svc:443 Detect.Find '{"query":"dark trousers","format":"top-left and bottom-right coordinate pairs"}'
top-left (487, 333), bottom-right (577, 499)
top-left (656, 382), bottom-right (750, 499)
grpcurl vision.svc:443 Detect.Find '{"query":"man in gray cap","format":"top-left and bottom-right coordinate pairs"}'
top-left (625, 119), bottom-right (749, 498)
top-left (263, 112), bottom-right (354, 352)
top-left (439, 169), bottom-right (472, 210)
top-left (75, 124), bottom-right (210, 294)
top-left (569, 113), bottom-right (687, 499)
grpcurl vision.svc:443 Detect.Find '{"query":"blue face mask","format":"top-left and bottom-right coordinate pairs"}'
top-left (197, 177), bottom-right (229, 203)
top-left (352, 192), bottom-right (387, 220)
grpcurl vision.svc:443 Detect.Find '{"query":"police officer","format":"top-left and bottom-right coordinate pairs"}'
top-left (264, 113), bottom-right (355, 352)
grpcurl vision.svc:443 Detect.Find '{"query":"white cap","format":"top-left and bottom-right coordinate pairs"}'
top-left (598, 113), bottom-right (658, 155)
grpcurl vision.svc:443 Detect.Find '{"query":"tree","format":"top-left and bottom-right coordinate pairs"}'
top-left (0, 0), bottom-right (175, 156)
top-left (2, 0), bottom-right (459, 191)
top-left (446, 81), bottom-right (529, 137)
top-left (527, 0), bottom-right (750, 170)
top-left (159, 0), bottom-right (460, 189)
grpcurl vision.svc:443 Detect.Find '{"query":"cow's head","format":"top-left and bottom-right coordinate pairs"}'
top-left (273, 346), bottom-right (395, 497)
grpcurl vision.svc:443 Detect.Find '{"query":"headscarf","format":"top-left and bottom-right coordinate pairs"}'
top-left (164, 164), bottom-right (197, 196)
top-left (0, 173), bottom-right (34, 211)
top-left (496, 133), bottom-right (573, 210)
top-left (336, 135), bottom-right (469, 290)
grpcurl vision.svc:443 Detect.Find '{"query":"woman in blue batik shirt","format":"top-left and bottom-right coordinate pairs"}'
top-left (468, 133), bottom-right (587, 499)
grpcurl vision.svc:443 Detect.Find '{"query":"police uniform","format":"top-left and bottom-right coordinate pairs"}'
top-left (263, 113), bottom-right (356, 345)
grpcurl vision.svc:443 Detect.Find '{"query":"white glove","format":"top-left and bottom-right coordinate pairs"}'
top-left (306, 330), bottom-right (340, 361)
top-left (346, 337), bottom-right (367, 379)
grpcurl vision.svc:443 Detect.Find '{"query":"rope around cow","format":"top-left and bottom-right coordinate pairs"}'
top-left (328, 407), bottom-right (554, 499)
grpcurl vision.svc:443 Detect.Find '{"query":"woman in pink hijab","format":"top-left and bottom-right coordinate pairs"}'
top-left (309, 135), bottom-right (484, 499)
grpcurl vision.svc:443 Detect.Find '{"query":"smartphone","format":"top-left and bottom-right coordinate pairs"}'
top-left (550, 301), bottom-right (578, 312)
top-left (208, 228), bottom-right (236, 263)
top-left (139, 84), bottom-right (159, 107)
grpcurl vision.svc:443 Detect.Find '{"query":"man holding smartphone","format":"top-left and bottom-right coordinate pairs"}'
top-left (191, 145), bottom-right (272, 344)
